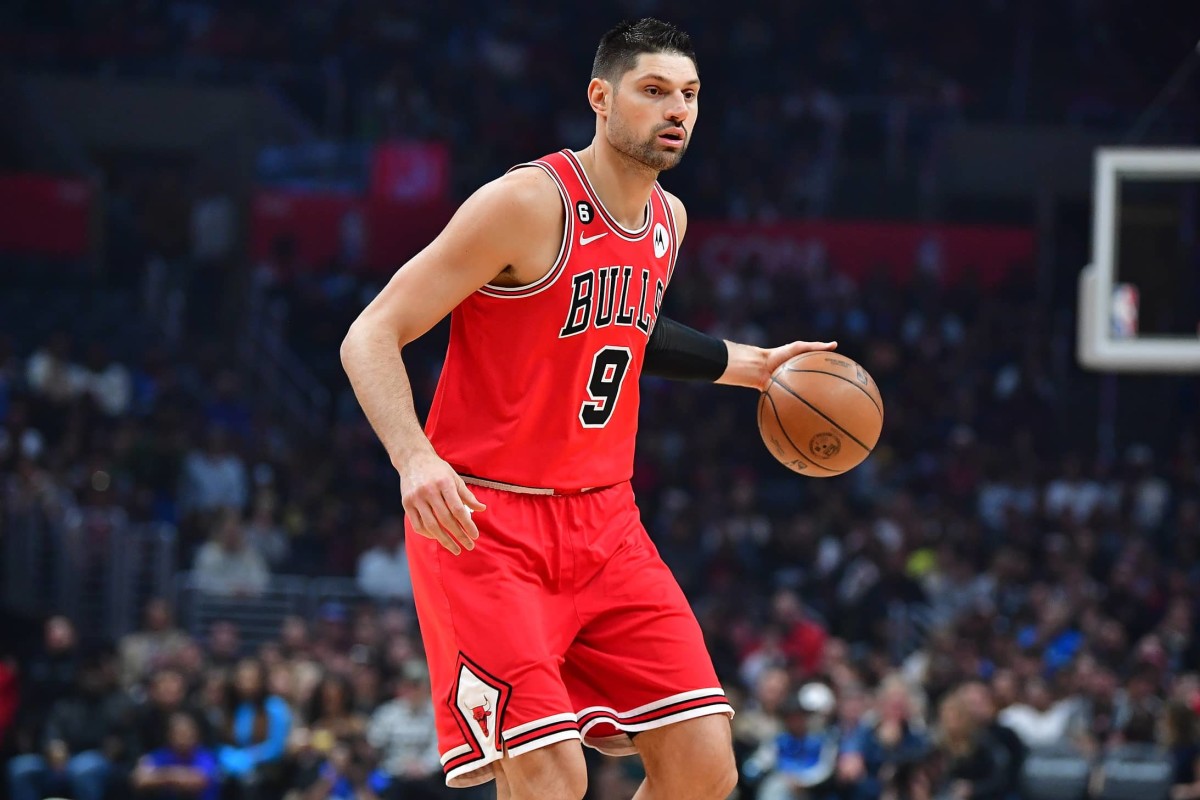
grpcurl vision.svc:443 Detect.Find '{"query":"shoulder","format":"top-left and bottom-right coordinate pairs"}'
top-left (661, 188), bottom-right (689, 240)
top-left (464, 167), bottom-right (562, 230)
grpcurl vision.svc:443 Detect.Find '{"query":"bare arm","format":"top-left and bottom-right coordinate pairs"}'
top-left (341, 168), bottom-right (562, 554)
top-left (662, 192), bottom-right (836, 391)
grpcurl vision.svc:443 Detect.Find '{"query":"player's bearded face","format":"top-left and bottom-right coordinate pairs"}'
top-left (608, 108), bottom-right (689, 171)
top-left (606, 54), bottom-right (698, 172)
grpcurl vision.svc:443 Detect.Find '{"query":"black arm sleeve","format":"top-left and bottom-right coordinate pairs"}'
top-left (643, 317), bottom-right (729, 382)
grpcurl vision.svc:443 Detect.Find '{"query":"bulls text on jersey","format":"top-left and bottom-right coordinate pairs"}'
top-left (559, 266), bottom-right (665, 339)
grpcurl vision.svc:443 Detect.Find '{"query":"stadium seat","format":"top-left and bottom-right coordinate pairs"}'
top-left (1019, 743), bottom-right (1092, 800)
top-left (1092, 744), bottom-right (1173, 800)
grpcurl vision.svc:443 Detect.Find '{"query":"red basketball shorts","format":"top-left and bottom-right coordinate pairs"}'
top-left (406, 480), bottom-right (732, 788)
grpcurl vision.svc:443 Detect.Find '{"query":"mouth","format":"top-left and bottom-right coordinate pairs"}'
top-left (657, 128), bottom-right (686, 148)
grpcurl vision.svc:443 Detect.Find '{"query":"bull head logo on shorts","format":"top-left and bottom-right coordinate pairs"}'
top-left (471, 697), bottom-right (493, 737)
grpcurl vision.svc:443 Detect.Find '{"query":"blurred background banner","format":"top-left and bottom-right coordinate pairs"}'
top-left (0, 174), bottom-right (93, 259)
top-left (685, 221), bottom-right (1035, 286)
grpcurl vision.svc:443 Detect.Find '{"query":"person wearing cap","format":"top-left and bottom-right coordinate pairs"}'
top-left (745, 683), bottom-right (840, 800)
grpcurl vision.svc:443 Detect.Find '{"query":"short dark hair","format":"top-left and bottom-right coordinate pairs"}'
top-left (591, 18), bottom-right (697, 82)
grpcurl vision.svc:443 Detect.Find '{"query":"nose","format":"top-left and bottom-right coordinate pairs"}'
top-left (666, 90), bottom-right (689, 123)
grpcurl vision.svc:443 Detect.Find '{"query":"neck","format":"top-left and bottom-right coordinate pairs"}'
top-left (577, 140), bottom-right (658, 229)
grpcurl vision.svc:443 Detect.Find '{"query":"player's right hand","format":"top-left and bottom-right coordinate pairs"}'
top-left (399, 452), bottom-right (486, 555)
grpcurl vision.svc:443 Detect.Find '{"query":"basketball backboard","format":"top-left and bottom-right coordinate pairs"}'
top-left (1077, 148), bottom-right (1200, 372)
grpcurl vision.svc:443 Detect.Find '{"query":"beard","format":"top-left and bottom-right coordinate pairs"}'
top-left (607, 114), bottom-right (688, 172)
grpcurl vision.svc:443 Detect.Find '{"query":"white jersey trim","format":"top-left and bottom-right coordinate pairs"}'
top-left (478, 160), bottom-right (574, 299)
top-left (561, 149), bottom-right (653, 241)
top-left (653, 183), bottom-right (681, 284)
top-left (575, 687), bottom-right (727, 719)
top-left (441, 725), bottom-right (582, 788)
top-left (438, 743), bottom-right (473, 766)
top-left (502, 713), bottom-right (579, 738)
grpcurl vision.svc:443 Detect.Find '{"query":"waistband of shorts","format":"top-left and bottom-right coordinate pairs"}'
top-left (460, 474), bottom-right (616, 497)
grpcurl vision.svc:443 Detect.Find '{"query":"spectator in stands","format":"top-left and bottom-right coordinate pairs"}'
top-left (131, 710), bottom-right (219, 800)
top-left (733, 666), bottom-right (790, 760)
top-left (959, 680), bottom-right (1026, 784)
top-left (934, 688), bottom-right (1020, 800)
top-left (208, 620), bottom-right (243, 670)
top-left (193, 509), bottom-right (270, 596)
top-left (243, 491), bottom-right (291, 569)
top-left (312, 603), bottom-right (352, 662)
top-left (298, 673), bottom-right (367, 753)
top-left (997, 675), bottom-right (1078, 748)
top-left (25, 330), bottom-right (83, 408)
top-left (747, 683), bottom-right (840, 799)
top-left (280, 615), bottom-right (313, 660)
top-left (131, 668), bottom-right (208, 755)
top-left (1164, 701), bottom-right (1200, 799)
top-left (830, 682), bottom-right (874, 797)
top-left (1117, 664), bottom-right (1167, 732)
top-left (218, 658), bottom-right (293, 800)
top-left (120, 598), bottom-right (190, 687)
top-left (841, 676), bottom-right (932, 800)
top-left (197, 671), bottom-right (231, 748)
top-left (0, 398), bottom-right (47, 474)
top-left (294, 734), bottom-right (389, 800)
top-left (204, 370), bottom-right (252, 441)
top-left (179, 425), bottom-right (248, 517)
top-left (8, 651), bottom-right (125, 800)
top-left (366, 661), bottom-right (442, 800)
top-left (16, 615), bottom-right (82, 751)
top-left (355, 516), bottom-right (412, 604)
top-left (78, 342), bottom-right (132, 417)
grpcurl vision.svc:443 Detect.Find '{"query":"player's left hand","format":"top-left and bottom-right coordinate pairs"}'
top-left (758, 340), bottom-right (837, 391)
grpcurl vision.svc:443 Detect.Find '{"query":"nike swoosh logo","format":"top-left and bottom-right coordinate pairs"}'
top-left (579, 232), bottom-right (608, 246)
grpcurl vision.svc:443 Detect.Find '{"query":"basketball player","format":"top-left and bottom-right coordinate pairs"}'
top-left (341, 18), bottom-right (836, 799)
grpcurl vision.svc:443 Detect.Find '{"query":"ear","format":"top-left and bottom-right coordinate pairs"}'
top-left (587, 77), bottom-right (611, 116)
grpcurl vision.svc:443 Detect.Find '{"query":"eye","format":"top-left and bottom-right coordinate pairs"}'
top-left (684, 91), bottom-right (697, 101)
top-left (645, 86), bottom-right (661, 96)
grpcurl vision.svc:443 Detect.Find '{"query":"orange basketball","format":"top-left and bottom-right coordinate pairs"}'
top-left (757, 352), bottom-right (884, 477)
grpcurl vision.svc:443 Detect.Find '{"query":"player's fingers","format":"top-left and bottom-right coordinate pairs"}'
top-left (793, 340), bottom-right (836, 353)
top-left (410, 504), bottom-right (461, 555)
top-left (430, 496), bottom-right (474, 553)
top-left (440, 485), bottom-right (480, 546)
top-left (457, 480), bottom-right (487, 513)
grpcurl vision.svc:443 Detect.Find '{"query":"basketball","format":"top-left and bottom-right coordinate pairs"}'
top-left (758, 352), bottom-right (884, 477)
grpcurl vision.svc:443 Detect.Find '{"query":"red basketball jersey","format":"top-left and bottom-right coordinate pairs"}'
top-left (426, 150), bottom-right (679, 491)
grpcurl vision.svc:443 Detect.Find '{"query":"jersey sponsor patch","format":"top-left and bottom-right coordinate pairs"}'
top-left (653, 223), bottom-right (669, 259)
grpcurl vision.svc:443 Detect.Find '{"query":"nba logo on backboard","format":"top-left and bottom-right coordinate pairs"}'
top-left (1110, 283), bottom-right (1138, 338)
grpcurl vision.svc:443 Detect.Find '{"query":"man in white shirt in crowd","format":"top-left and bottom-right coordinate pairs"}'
top-left (998, 675), bottom-right (1079, 748)
top-left (356, 517), bottom-right (412, 604)
top-left (192, 509), bottom-right (270, 597)
top-left (179, 425), bottom-right (248, 517)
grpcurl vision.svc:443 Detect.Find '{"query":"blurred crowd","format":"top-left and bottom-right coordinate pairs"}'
top-left (3, 232), bottom-right (1200, 799)
top-left (3, 0), bottom-right (1197, 213)
top-left (5, 605), bottom-right (464, 800)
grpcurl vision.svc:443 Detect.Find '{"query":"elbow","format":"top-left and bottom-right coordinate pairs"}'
top-left (340, 320), bottom-right (364, 369)
top-left (340, 315), bottom-right (406, 370)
